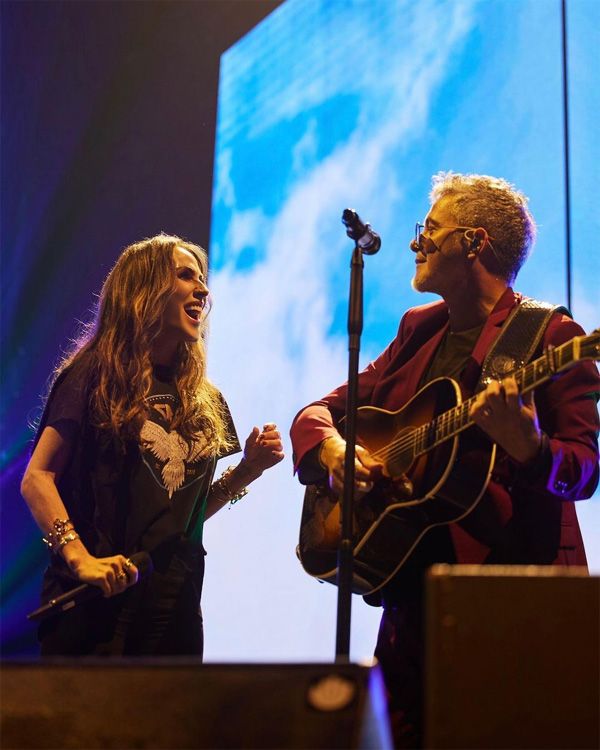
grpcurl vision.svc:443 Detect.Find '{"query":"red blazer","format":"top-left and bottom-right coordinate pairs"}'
top-left (290, 288), bottom-right (599, 569)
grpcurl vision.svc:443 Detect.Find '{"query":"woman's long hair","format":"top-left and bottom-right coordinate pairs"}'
top-left (54, 233), bottom-right (234, 454)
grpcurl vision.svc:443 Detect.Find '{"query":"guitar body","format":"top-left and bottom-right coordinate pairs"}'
top-left (298, 377), bottom-right (496, 595)
top-left (297, 328), bottom-right (599, 595)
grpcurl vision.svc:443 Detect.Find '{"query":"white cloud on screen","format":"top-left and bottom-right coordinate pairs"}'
top-left (292, 118), bottom-right (318, 175)
top-left (227, 208), bottom-right (271, 261)
top-left (214, 147), bottom-right (235, 208)
top-left (202, 1), bottom-right (479, 662)
top-left (217, 0), bottom-right (475, 143)
top-left (204, 0), bottom-right (600, 664)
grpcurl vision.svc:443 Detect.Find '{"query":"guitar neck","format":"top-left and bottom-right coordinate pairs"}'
top-left (414, 333), bottom-right (593, 455)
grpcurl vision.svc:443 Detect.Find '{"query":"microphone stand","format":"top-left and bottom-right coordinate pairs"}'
top-left (335, 210), bottom-right (380, 662)
top-left (335, 242), bottom-right (363, 662)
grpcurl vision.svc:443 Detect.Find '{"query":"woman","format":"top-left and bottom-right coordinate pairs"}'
top-left (21, 233), bottom-right (284, 656)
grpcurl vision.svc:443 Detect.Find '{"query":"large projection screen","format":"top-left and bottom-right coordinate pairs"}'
top-left (204, 0), bottom-right (599, 663)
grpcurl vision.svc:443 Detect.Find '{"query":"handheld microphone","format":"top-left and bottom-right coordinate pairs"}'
top-left (341, 209), bottom-right (381, 255)
top-left (27, 550), bottom-right (153, 622)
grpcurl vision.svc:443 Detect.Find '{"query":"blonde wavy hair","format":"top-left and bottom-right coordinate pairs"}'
top-left (430, 172), bottom-right (537, 282)
top-left (54, 233), bottom-right (234, 453)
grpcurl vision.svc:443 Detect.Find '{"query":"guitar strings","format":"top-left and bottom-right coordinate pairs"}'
top-left (366, 355), bottom-right (546, 468)
top-left (358, 337), bottom-right (585, 471)
top-left (369, 399), bottom-right (470, 464)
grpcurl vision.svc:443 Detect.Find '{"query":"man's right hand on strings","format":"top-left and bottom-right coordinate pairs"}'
top-left (318, 434), bottom-right (383, 495)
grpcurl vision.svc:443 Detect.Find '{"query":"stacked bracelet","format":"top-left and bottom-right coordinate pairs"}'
top-left (212, 466), bottom-right (249, 506)
top-left (43, 518), bottom-right (80, 553)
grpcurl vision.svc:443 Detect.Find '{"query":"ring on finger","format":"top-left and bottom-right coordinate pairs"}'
top-left (124, 558), bottom-right (133, 569)
top-left (117, 571), bottom-right (127, 580)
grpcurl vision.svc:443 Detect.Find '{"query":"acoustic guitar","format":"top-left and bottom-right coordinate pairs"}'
top-left (298, 329), bottom-right (600, 595)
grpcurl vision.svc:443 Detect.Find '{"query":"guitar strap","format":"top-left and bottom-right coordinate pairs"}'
top-left (476, 298), bottom-right (569, 391)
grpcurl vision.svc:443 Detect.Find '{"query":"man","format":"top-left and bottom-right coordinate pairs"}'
top-left (290, 172), bottom-right (599, 747)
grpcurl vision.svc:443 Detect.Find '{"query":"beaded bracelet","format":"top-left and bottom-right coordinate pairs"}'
top-left (42, 518), bottom-right (80, 553)
top-left (212, 466), bottom-right (249, 506)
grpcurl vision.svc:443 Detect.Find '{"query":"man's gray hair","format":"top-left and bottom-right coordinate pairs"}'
top-left (430, 172), bottom-right (537, 282)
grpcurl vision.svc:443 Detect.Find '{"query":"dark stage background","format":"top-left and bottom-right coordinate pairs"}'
top-left (1, 0), bottom-right (281, 656)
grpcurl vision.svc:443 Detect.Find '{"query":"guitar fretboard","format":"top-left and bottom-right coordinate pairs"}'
top-left (411, 336), bottom-right (587, 456)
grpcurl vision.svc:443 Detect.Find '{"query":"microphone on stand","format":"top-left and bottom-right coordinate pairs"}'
top-left (341, 209), bottom-right (381, 254)
top-left (27, 550), bottom-right (153, 622)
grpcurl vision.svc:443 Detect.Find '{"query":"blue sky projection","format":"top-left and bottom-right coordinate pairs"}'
top-left (203, 0), bottom-right (599, 662)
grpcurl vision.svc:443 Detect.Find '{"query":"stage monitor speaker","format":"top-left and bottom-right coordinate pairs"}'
top-left (0, 661), bottom-right (392, 749)
top-left (424, 564), bottom-right (599, 749)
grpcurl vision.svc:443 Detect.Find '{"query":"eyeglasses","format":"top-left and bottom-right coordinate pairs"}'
top-left (414, 222), bottom-right (496, 251)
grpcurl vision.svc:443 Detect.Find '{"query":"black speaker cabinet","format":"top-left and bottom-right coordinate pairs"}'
top-left (425, 564), bottom-right (599, 749)
top-left (0, 661), bottom-right (392, 749)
